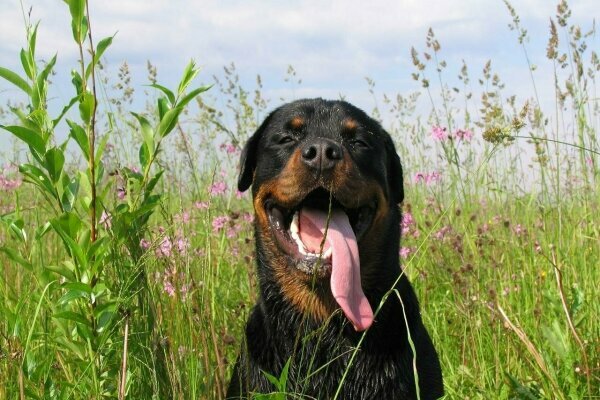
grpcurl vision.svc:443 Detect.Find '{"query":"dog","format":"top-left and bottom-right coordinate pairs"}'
top-left (227, 98), bottom-right (443, 399)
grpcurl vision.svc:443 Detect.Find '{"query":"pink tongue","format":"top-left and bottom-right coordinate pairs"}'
top-left (299, 208), bottom-right (373, 331)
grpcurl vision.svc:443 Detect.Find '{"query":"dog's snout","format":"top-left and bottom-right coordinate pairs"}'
top-left (301, 139), bottom-right (343, 171)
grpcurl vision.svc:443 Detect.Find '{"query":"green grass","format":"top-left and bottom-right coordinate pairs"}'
top-left (0, 0), bottom-right (599, 399)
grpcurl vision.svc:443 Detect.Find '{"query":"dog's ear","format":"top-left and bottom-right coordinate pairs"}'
top-left (237, 113), bottom-right (273, 192)
top-left (384, 134), bottom-right (404, 204)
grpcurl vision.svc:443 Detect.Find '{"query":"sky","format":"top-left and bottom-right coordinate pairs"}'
top-left (0, 0), bottom-right (598, 147)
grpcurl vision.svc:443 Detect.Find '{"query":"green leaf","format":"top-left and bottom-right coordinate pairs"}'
top-left (53, 95), bottom-right (79, 128)
top-left (1, 125), bottom-right (46, 156)
top-left (149, 83), bottom-right (175, 106)
top-left (19, 164), bottom-right (58, 200)
top-left (85, 35), bottom-right (114, 79)
top-left (67, 119), bottom-right (90, 159)
top-left (31, 54), bottom-right (57, 110)
top-left (45, 264), bottom-right (76, 282)
top-left (20, 49), bottom-right (34, 81)
top-left (157, 106), bottom-right (183, 138)
top-left (145, 170), bottom-right (164, 195)
top-left (61, 174), bottom-right (80, 212)
top-left (65, 0), bottom-right (86, 43)
top-left (0, 66), bottom-right (31, 94)
top-left (71, 69), bottom-right (83, 95)
top-left (177, 59), bottom-right (200, 97)
top-left (131, 112), bottom-right (154, 154)
top-left (0, 247), bottom-right (32, 271)
top-left (53, 311), bottom-right (91, 326)
top-left (95, 133), bottom-right (110, 169)
top-left (79, 91), bottom-right (95, 124)
top-left (139, 143), bottom-right (150, 168)
top-left (177, 84), bottom-right (212, 109)
top-left (8, 219), bottom-right (27, 243)
top-left (44, 147), bottom-right (65, 183)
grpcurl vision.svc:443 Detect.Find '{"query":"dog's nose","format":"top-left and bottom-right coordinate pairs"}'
top-left (301, 138), bottom-right (343, 171)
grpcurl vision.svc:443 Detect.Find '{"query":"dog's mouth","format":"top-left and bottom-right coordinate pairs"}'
top-left (264, 187), bottom-right (376, 331)
top-left (265, 188), bottom-right (376, 271)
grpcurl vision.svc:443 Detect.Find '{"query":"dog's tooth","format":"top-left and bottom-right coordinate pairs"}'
top-left (290, 212), bottom-right (299, 234)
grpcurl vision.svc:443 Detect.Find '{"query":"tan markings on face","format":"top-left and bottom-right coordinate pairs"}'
top-left (289, 116), bottom-right (305, 130)
top-left (343, 118), bottom-right (358, 132)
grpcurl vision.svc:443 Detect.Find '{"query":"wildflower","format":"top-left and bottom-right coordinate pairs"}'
top-left (235, 189), bottom-right (246, 199)
top-left (212, 215), bottom-right (230, 232)
top-left (117, 187), bottom-right (126, 200)
top-left (433, 225), bottom-right (452, 240)
top-left (175, 211), bottom-right (191, 224)
top-left (175, 237), bottom-right (189, 254)
top-left (194, 201), bottom-right (210, 210)
top-left (513, 224), bottom-right (526, 237)
top-left (414, 171), bottom-right (441, 185)
top-left (242, 212), bottom-right (254, 223)
top-left (401, 212), bottom-right (415, 235)
top-left (99, 211), bottom-right (112, 230)
top-left (140, 238), bottom-right (151, 250)
top-left (431, 125), bottom-right (448, 141)
top-left (209, 181), bottom-right (228, 196)
top-left (220, 143), bottom-right (237, 154)
top-left (163, 280), bottom-right (176, 297)
top-left (399, 247), bottom-right (413, 259)
top-left (156, 237), bottom-right (173, 257)
top-left (534, 240), bottom-right (542, 253)
top-left (453, 128), bottom-right (473, 141)
top-left (0, 164), bottom-right (22, 191)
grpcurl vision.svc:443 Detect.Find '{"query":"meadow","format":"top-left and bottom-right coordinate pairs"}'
top-left (0, 1), bottom-right (598, 399)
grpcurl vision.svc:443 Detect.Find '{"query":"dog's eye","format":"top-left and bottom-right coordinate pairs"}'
top-left (278, 135), bottom-right (296, 145)
top-left (350, 139), bottom-right (370, 149)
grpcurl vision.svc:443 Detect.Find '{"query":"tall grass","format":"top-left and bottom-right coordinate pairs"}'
top-left (0, 1), bottom-right (598, 399)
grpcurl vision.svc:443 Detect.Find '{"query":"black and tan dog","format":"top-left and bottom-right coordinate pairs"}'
top-left (227, 98), bottom-right (443, 399)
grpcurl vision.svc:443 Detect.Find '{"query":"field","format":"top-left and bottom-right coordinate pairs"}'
top-left (0, 1), bottom-right (598, 399)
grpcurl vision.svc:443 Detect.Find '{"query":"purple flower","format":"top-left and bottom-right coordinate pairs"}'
top-left (399, 247), bottom-right (413, 259)
top-left (117, 187), bottom-right (126, 200)
top-left (434, 225), bottom-right (452, 240)
top-left (175, 237), bottom-right (189, 254)
top-left (220, 143), bottom-right (238, 154)
top-left (0, 164), bottom-right (23, 191)
top-left (156, 237), bottom-right (173, 257)
top-left (453, 128), bottom-right (474, 141)
top-left (163, 280), bottom-right (176, 297)
top-left (431, 125), bottom-right (448, 141)
top-left (194, 201), bottom-right (209, 210)
top-left (401, 212), bottom-right (415, 235)
top-left (414, 171), bottom-right (441, 185)
top-left (99, 211), bottom-right (112, 230)
top-left (212, 215), bottom-right (230, 232)
top-left (140, 238), bottom-right (151, 250)
top-left (242, 212), bottom-right (254, 223)
top-left (209, 181), bottom-right (228, 196)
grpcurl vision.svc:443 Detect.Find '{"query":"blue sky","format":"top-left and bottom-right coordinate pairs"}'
top-left (0, 0), bottom-right (597, 142)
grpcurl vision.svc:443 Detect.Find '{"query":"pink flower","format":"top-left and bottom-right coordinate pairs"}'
top-left (401, 212), bottom-right (415, 235)
top-left (209, 181), bottom-right (228, 196)
top-left (175, 211), bottom-right (191, 224)
top-left (140, 238), bottom-right (151, 250)
top-left (399, 247), bottom-right (413, 259)
top-left (117, 187), bottom-right (126, 200)
top-left (414, 171), bottom-right (441, 185)
top-left (212, 215), bottom-right (230, 232)
top-left (0, 165), bottom-right (22, 191)
top-left (175, 237), bottom-right (189, 254)
top-left (156, 237), bottom-right (173, 257)
top-left (235, 190), bottom-right (247, 199)
top-left (194, 201), bottom-right (210, 210)
top-left (220, 143), bottom-right (237, 154)
top-left (431, 125), bottom-right (448, 141)
top-left (434, 225), bottom-right (452, 240)
top-left (453, 128), bottom-right (473, 141)
top-left (163, 280), bottom-right (176, 297)
top-left (242, 212), bottom-right (254, 223)
top-left (99, 211), bottom-right (112, 230)
top-left (513, 224), bottom-right (526, 237)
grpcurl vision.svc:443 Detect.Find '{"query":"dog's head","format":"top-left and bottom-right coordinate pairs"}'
top-left (238, 98), bottom-right (403, 331)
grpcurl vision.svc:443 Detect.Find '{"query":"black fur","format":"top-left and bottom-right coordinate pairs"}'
top-left (228, 99), bottom-right (443, 399)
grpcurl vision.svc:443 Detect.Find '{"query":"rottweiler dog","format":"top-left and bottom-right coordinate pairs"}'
top-left (227, 98), bottom-right (443, 399)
